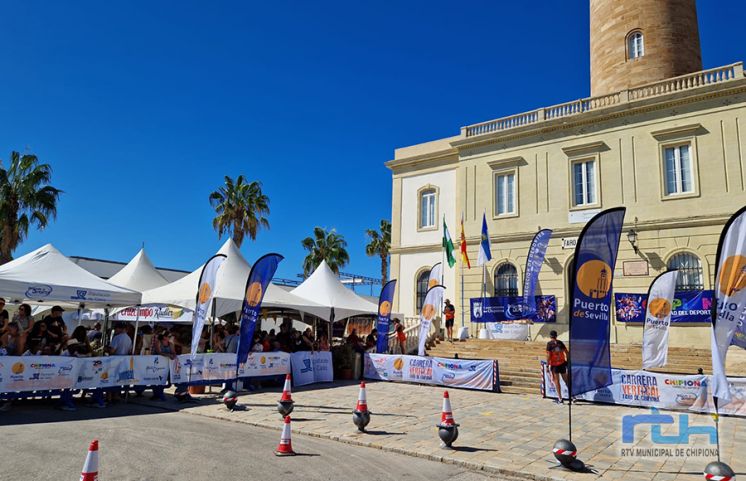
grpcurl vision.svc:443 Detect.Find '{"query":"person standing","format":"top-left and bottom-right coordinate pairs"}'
top-left (394, 320), bottom-right (406, 354)
top-left (443, 299), bottom-right (456, 342)
top-left (546, 330), bottom-right (570, 404)
top-left (108, 323), bottom-right (133, 355)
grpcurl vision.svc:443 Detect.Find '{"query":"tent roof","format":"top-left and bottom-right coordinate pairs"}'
top-left (107, 248), bottom-right (169, 292)
top-left (290, 260), bottom-right (378, 321)
top-left (141, 239), bottom-right (327, 319)
top-left (0, 244), bottom-right (141, 307)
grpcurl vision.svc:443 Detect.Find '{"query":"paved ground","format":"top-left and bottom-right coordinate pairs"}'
top-left (0, 399), bottom-right (500, 481)
top-left (123, 380), bottom-right (745, 481)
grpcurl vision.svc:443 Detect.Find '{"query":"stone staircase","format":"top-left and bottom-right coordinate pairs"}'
top-left (426, 339), bottom-right (746, 395)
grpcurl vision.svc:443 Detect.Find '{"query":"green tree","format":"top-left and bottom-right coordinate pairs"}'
top-left (365, 219), bottom-right (391, 286)
top-left (209, 175), bottom-right (270, 248)
top-left (0, 152), bottom-right (62, 264)
top-left (301, 227), bottom-right (349, 277)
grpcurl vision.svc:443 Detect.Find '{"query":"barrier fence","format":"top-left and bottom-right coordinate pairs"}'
top-left (540, 361), bottom-right (746, 417)
top-left (364, 353), bottom-right (499, 392)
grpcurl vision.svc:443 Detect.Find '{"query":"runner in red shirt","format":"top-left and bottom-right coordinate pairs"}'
top-left (443, 299), bottom-right (456, 342)
top-left (546, 330), bottom-right (569, 404)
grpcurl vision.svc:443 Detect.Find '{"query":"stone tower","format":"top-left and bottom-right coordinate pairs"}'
top-left (590, 0), bottom-right (702, 96)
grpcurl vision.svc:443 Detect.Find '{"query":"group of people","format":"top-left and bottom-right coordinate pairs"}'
top-left (208, 322), bottom-right (331, 355)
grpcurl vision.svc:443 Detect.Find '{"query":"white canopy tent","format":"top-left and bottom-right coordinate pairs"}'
top-left (141, 239), bottom-right (328, 319)
top-left (107, 248), bottom-right (169, 292)
top-left (0, 244), bottom-right (141, 308)
top-left (290, 260), bottom-right (378, 322)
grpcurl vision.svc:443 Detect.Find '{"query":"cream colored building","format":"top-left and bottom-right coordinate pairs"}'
top-left (386, 0), bottom-right (746, 348)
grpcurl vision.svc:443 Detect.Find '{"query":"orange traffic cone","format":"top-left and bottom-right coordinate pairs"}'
top-left (274, 416), bottom-right (296, 456)
top-left (280, 374), bottom-right (293, 402)
top-left (440, 391), bottom-right (456, 426)
top-left (80, 439), bottom-right (99, 481)
top-left (355, 382), bottom-right (368, 412)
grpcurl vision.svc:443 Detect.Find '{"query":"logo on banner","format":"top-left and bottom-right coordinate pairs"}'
top-left (428, 278), bottom-right (438, 289)
top-left (246, 282), bottom-right (264, 307)
top-left (25, 285), bottom-right (52, 298)
top-left (718, 255), bottom-right (746, 295)
top-left (72, 289), bottom-right (88, 300)
top-left (577, 260), bottom-right (612, 299)
top-left (422, 303), bottom-right (437, 321)
top-left (648, 298), bottom-right (672, 319)
top-left (300, 358), bottom-right (312, 373)
top-left (379, 301), bottom-right (391, 317)
top-left (198, 283), bottom-right (212, 304)
top-left (393, 357), bottom-right (404, 371)
top-left (622, 408), bottom-right (717, 445)
top-left (12, 362), bottom-right (24, 374)
top-left (472, 301), bottom-right (483, 319)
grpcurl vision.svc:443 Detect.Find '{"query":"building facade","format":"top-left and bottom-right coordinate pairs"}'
top-left (386, 0), bottom-right (746, 348)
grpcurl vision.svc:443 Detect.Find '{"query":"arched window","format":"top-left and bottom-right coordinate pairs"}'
top-left (627, 31), bottom-right (644, 59)
top-left (419, 188), bottom-right (437, 229)
top-left (494, 263), bottom-right (519, 297)
top-left (667, 252), bottom-right (704, 291)
top-left (416, 269), bottom-right (431, 313)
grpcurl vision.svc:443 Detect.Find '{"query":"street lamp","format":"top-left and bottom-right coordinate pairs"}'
top-left (627, 229), bottom-right (639, 254)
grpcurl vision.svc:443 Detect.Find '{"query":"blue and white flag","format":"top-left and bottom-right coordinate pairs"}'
top-left (477, 213), bottom-right (492, 266)
top-left (522, 229), bottom-right (552, 316)
top-left (236, 253), bottom-right (284, 367)
top-left (642, 270), bottom-right (678, 369)
top-left (191, 254), bottom-right (227, 357)
top-left (569, 207), bottom-right (625, 396)
top-left (711, 206), bottom-right (746, 404)
top-left (376, 279), bottom-right (397, 353)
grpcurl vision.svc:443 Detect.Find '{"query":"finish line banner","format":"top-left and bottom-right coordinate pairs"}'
top-left (470, 295), bottom-right (556, 323)
top-left (170, 352), bottom-right (291, 384)
top-left (364, 353), bottom-right (498, 392)
top-left (0, 356), bottom-right (170, 393)
top-left (290, 351), bottom-right (333, 387)
top-left (540, 361), bottom-right (746, 417)
top-left (615, 290), bottom-right (713, 323)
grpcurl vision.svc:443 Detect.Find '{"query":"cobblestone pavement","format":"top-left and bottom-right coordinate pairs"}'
top-left (136, 381), bottom-right (744, 481)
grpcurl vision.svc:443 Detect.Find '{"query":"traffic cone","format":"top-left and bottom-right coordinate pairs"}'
top-left (274, 416), bottom-right (296, 456)
top-left (355, 382), bottom-right (368, 412)
top-left (280, 374), bottom-right (293, 402)
top-left (80, 439), bottom-right (99, 481)
top-left (440, 391), bottom-right (455, 426)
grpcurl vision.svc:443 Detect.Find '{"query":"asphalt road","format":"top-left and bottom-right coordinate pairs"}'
top-left (0, 400), bottom-right (502, 481)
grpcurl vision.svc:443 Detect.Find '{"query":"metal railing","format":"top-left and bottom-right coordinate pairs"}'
top-left (463, 62), bottom-right (744, 138)
top-left (387, 316), bottom-right (440, 354)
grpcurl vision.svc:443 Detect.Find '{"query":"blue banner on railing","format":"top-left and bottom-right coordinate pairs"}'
top-left (470, 295), bottom-right (556, 323)
top-left (615, 290), bottom-right (713, 323)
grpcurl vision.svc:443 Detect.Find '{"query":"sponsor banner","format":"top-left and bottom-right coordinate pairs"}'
top-left (376, 280), bottom-right (397, 353)
top-left (418, 286), bottom-right (445, 356)
top-left (523, 229), bottom-right (552, 316)
top-left (0, 356), bottom-right (170, 393)
top-left (75, 355), bottom-right (169, 389)
top-left (540, 362), bottom-right (746, 417)
top-left (364, 354), bottom-right (496, 391)
top-left (113, 305), bottom-right (193, 323)
top-left (641, 271), bottom-right (678, 369)
top-left (484, 322), bottom-right (529, 340)
top-left (290, 351), bottom-right (333, 387)
top-left (470, 295), bottom-right (557, 323)
top-left (615, 291), bottom-right (714, 323)
top-left (191, 254), bottom-right (227, 356)
top-left (170, 352), bottom-right (291, 384)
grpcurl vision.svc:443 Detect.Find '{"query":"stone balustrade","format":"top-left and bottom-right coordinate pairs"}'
top-left (463, 62), bottom-right (744, 138)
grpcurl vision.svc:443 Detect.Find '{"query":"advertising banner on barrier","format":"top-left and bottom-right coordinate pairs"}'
top-left (364, 353), bottom-right (497, 391)
top-left (484, 322), bottom-right (530, 340)
top-left (540, 362), bottom-right (746, 417)
top-left (170, 352), bottom-right (291, 384)
top-left (75, 355), bottom-right (169, 389)
top-left (0, 356), bottom-right (170, 393)
top-left (614, 290), bottom-right (713, 323)
top-left (470, 295), bottom-right (557, 323)
top-left (291, 351), bottom-right (333, 387)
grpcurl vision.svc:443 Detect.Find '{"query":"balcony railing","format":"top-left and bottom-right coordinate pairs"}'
top-left (463, 62), bottom-right (744, 138)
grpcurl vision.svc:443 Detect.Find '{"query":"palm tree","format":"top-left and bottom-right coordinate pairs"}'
top-left (0, 152), bottom-right (62, 264)
top-left (209, 175), bottom-right (270, 248)
top-left (301, 227), bottom-right (349, 277)
top-left (365, 219), bottom-right (391, 286)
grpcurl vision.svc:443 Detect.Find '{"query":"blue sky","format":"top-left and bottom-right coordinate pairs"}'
top-left (1, 1), bottom-right (744, 289)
